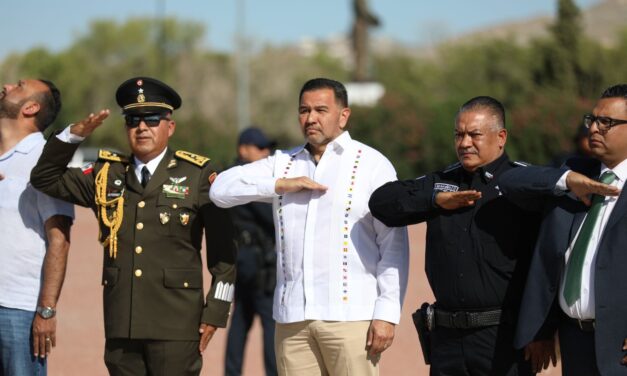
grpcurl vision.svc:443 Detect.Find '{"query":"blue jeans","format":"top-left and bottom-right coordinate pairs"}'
top-left (0, 306), bottom-right (46, 376)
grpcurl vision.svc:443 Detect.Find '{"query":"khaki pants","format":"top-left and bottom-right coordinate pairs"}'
top-left (275, 320), bottom-right (378, 376)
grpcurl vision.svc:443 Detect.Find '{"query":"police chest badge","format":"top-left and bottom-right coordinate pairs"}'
top-left (162, 177), bottom-right (189, 199)
top-left (160, 212), bottom-right (170, 224)
top-left (434, 183), bottom-right (459, 192)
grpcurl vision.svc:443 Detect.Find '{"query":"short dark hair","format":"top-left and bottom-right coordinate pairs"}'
top-left (600, 84), bottom-right (627, 100)
top-left (299, 78), bottom-right (348, 108)
top-left (33, 79), bottom-right (62, 130)
top-left (457, 96), bottom-right (506, 130)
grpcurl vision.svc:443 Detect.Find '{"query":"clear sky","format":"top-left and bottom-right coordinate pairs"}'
top-left (1, 0), bottom-right (599, 59)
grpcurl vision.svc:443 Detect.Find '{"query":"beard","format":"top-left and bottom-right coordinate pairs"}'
top-left (0, 98), bottom-right (24, 120)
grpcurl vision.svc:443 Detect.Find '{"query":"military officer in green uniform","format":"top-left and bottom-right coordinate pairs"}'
top-left (30, 76), bottom-right (237, 375)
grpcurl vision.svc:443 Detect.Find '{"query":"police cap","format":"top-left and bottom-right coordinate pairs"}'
top-left (115, 76), bottom-right (181, 115)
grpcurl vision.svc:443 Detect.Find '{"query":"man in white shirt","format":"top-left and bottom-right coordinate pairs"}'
top-left (0, 78), bottom-right (73, 375)
top-left (210, 78), bottom-right (409, 375)
top-left (499, 83), bottom-right (627, 375)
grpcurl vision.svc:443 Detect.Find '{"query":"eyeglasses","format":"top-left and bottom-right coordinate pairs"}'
top-left (583, 114), bottom-right (627, 132)
top-left (124, 114), bottom-right (169, 128)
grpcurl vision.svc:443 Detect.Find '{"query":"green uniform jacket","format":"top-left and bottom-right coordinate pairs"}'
top-left (31, 136), bottom-right (237, 341)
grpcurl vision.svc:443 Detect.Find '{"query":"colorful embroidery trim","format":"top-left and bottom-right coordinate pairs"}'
top-left (277, 156), bottom-right (295, 305)
top-left (341, 149), bottom-right (362, 302)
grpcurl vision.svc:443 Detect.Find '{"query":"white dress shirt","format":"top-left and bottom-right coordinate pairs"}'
top-left (210, 131), bottom-right (409, 324)
top-left (557, 159), bottom-right (627, 319)
top-left (0, 133), bottom-right (74, 311)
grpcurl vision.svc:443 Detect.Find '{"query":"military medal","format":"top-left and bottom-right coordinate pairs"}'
top-left (162, 177), bottom-right (189, 199)
top-left (179, 212), bottom-right (189, 226)
top-left (159, 212), bottom-right (170, 224)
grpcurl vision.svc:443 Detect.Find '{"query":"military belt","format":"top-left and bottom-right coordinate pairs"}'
top-left (434, 308), bottom-right (502, 329)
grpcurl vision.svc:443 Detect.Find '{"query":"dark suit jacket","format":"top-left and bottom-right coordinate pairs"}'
top-left (31, 136), bottom-right (237, 341)
top-left (499, 157), bottom-right (627, 375)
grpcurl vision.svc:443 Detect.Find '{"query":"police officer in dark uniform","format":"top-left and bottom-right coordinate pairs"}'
top-left (30, 77), bottom-right (237, 375)
top-left (225, 127), bottom-right (277, 376)
top-left (369, 96), bottom-right (542, 375)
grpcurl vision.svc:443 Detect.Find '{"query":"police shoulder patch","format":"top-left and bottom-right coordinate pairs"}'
top-left (98, 149), bottom-right (129, 163)
top-left (175, 150), bottom-right (210, 167)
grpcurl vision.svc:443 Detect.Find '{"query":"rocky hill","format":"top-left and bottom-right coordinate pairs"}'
top-left (449, 0), bottom-right (627, 46)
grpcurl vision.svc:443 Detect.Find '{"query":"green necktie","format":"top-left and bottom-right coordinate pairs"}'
top-left (563, 170), bottom-right (617, 305)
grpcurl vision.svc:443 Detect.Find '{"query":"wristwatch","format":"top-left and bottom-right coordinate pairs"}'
top-left (36, 306), bottom-right (56, 319)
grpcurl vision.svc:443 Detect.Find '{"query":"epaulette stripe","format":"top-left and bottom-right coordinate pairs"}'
top-left (443, 162), bottom-right (462, 173)
top-left (175, 150), bottom-right (210, 167)
top-left (513, 161), bottom-right (530, 167)
top-left (98, 149), bottom-right (128, 163)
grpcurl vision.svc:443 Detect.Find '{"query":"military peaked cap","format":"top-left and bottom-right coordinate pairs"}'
top-left (115, 76), bottom-right (181, 115)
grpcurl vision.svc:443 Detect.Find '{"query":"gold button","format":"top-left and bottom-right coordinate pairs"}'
top-left (135, 246), bottom-right (143, 254)
top-left (183, 282), bottom-right (189, 288)
top-left (172, 204), bottom-right (178, 209)
top-left (136, 222), bottom-right (144, 230)
top-left (134, 269), bottom-right (143, 277)
top-left (138, 201), bottom-right (145, 208)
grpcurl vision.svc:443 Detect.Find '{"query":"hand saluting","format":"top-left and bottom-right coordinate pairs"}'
top-left (434, 190), bottom-right (482, 210)
top-left (69, 109), bottom-right (110, 138)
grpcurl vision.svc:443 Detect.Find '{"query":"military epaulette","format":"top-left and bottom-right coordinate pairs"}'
top-left (98, 149), bottom-right (129, 163)
top-left (511, 160), bottom-right (531, 167)
top-left (175, 150), bottom-right (210, 167)
top-left (443, 162), bottom-right (462, 173)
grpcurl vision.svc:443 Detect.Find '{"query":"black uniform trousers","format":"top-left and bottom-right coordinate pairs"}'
top-left (430, 323), bottom-right (532, 376)
top-left (225, 248), bottom-right (277, 376)
top-left (558, 317), bottom-right (600, 376)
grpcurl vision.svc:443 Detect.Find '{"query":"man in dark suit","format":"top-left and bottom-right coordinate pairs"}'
top-left (499, 84), bottom-right (627, 375)
top-left (30, 76), bottom-right (237, 375)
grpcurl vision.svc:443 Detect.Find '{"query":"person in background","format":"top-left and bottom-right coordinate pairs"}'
top-left (225, 126), bottom-right (278, 376)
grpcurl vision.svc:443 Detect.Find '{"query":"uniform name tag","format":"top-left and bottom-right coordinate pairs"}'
top-left (434, 183), bottom-right (459, 192)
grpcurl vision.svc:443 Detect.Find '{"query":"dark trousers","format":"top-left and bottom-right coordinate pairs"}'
top-left (429, 324), bottom-right (532, 376)
top-left (104, 338), bottom-right (201, 376)
top-left (225, 249), bottom-right (277, 376)
top-left (558, 317), bottom-right (600, 376)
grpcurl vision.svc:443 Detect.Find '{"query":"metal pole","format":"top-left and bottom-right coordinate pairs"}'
top-left (156, 0), bottom-right (166, 75)
top-left (236, 0), bottom-right (250, 132)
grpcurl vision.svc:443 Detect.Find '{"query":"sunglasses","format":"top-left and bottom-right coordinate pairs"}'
top-left (583, 114), bottom-right (627, 132)
top-left (124, 114), bottom-right (169, 128)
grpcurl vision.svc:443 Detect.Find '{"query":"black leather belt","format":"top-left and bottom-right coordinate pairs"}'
top-left (566, 317), bottom-right (595, 332)
top-left (434, 308), bottom-right (502, 329)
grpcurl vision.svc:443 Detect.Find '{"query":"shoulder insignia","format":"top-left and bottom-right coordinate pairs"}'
top-left (175, 150), bottom-right (210, 167)
top-left (98, 149), bottom-right (128, 163)
top-left (443, 162), bottom-right (462, 174)
top-left (512, 160), bottom-right (531, 167)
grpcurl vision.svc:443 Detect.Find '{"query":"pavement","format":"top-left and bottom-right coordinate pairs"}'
top-left (48, 206), bottom-right (561, 375)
